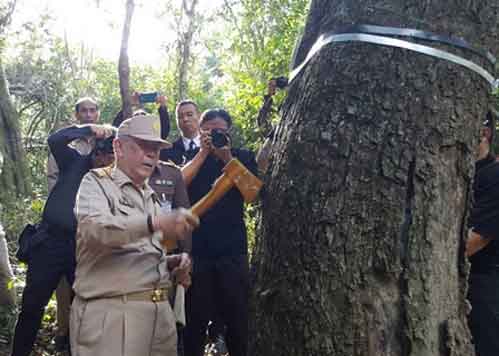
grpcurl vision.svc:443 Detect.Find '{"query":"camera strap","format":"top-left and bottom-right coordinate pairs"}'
top-left (289, 24), bottom-right (498, 91)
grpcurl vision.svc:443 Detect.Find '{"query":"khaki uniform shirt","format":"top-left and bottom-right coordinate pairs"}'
top-left (47, 138), bottom-right (93, 193)
top-left (149, 161), bottom-right (191, 253)
top-left (73, 167), bottom-right (171, 299)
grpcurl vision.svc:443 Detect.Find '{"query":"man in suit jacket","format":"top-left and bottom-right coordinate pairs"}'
top-left (160, 100), bottom-right (201, 166)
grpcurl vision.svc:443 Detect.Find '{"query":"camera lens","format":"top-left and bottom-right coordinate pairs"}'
top-left (211, 129), bottom-right (229, 148)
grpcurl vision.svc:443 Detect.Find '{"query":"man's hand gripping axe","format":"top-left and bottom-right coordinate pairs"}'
top-left (162, 158), bottom-right (263, 251)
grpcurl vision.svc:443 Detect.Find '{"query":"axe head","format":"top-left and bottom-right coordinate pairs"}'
top-left (223, 159), bottom-right (263, 203)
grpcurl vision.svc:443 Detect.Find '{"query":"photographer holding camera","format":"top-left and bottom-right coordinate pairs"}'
top-left (46, 97), bottom-right (102, 352)
top-left (181, 109), bottom-right (257, 356)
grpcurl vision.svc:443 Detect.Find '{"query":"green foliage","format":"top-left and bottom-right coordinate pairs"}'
top-left (244, 203), bottom-right (259, 258)
top-left (213, 0), bottom-right (310, 149)
top-left (0, 303), bottom-right (16, 346)
top-left (1, 195), bottom-right (45, 241)
top-left (4, 1), bottom-right (310, 203)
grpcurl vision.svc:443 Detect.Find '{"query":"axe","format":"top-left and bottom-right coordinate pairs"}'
top-left (161, 158), bottom-right (263, 251)
top-left (161, 158), bottom-right (262, 327)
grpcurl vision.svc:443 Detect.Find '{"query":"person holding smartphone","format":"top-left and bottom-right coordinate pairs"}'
top-left (112, 91), bottom-right (170, 140)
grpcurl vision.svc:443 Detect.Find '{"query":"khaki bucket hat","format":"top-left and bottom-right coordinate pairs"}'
top-left (117, 114), bottom-right (171, 148)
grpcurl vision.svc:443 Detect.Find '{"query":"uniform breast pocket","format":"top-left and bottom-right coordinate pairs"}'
top-left (116, 202), bottom-right (135, 217)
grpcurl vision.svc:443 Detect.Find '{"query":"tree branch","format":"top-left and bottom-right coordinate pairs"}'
top-left (118, 0), bottom-right (135, 120)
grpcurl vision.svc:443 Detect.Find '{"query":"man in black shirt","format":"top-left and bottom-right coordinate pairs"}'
top-left (11, 124), bottom-right (115, 356)
top-left (155, 99), bottom-right (230, 354)
top-left (467, 110), bottom-right (499, 356)
top-left (182, 109), bottom-right (257, 356)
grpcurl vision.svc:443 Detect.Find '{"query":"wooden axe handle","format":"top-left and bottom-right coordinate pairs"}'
top-left (190, 173), bottom-right (234, 217)
top-left (161, 173), bottom-right (233, 251)
top-left (161, 158), bottom-right (260, 251)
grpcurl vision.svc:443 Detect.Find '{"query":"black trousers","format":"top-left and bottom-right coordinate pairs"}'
top-left (11, 232), bottom-right (75, 356)
top-left (469, 272), bottom-right (499, 356)
top-left (184, 254), bottom-right (249, 356)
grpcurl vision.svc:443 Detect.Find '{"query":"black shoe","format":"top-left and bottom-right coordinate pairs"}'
top-left (55, 334), bottom-right (70, 352)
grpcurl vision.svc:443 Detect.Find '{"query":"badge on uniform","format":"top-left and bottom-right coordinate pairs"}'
top-left (159, 199), bottom-right (172, 213)
top-left (154, 179), bottom-right (174, 186)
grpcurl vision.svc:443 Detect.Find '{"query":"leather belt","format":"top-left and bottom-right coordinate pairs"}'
top-left (121, 288), bottom-right (170, 303)
top-left (84, 287), bottom-right (171, 303)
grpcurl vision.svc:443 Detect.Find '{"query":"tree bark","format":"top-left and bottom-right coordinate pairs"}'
top-left (176, 0), bottom-right (199, 100)
top-left (0, 220), bottom-right (14, 307)
top-left (0, 152), bottom-right (15, 309)
top-left (118, 0), bottom-right (135, 121)
top-left (0, 0), bottom-right (16, 31)
top-left (0, 55), bottom-right (30, 201)
top-left (251, 1), bottom-right (499, 356)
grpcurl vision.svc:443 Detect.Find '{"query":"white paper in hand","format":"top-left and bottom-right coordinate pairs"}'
top-left (174, 285), bottom-right (186, 327)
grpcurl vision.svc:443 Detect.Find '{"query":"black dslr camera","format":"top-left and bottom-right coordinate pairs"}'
top-left (94, 135), bottom-right (115, 155)
top-left (211, 129), bottom-right (229, 148)
top-left (272, 76), bottom-right (289, 89)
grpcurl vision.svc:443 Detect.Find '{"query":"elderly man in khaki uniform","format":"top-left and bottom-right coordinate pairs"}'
top-left (70, 114), bottom-right (199, 356)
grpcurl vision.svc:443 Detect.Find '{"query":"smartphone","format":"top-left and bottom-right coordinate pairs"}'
top-left (139, 92), bottom-right (159, 103)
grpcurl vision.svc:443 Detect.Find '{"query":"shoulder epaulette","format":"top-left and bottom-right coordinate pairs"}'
top-left (90, 165), bottom-right (113, 178)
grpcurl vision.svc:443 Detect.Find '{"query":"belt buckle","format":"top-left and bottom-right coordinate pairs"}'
top-left (151, 288), bottom-right (164, 302)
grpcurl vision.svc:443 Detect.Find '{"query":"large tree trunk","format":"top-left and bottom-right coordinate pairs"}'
top-left (251, 1), bottom-right (498, 356)
top-left (118, 0), bottom-right (135, 121)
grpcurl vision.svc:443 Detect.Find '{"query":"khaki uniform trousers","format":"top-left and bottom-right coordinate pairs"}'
top-left (70, 295), bottom-right (177, 356)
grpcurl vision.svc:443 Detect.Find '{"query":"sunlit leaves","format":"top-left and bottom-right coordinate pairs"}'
top-left (213, 0), bottom-right (310, 147)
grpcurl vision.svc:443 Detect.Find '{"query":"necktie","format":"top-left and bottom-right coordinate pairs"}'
top-left (189, 140), bottom-right (196, 151)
